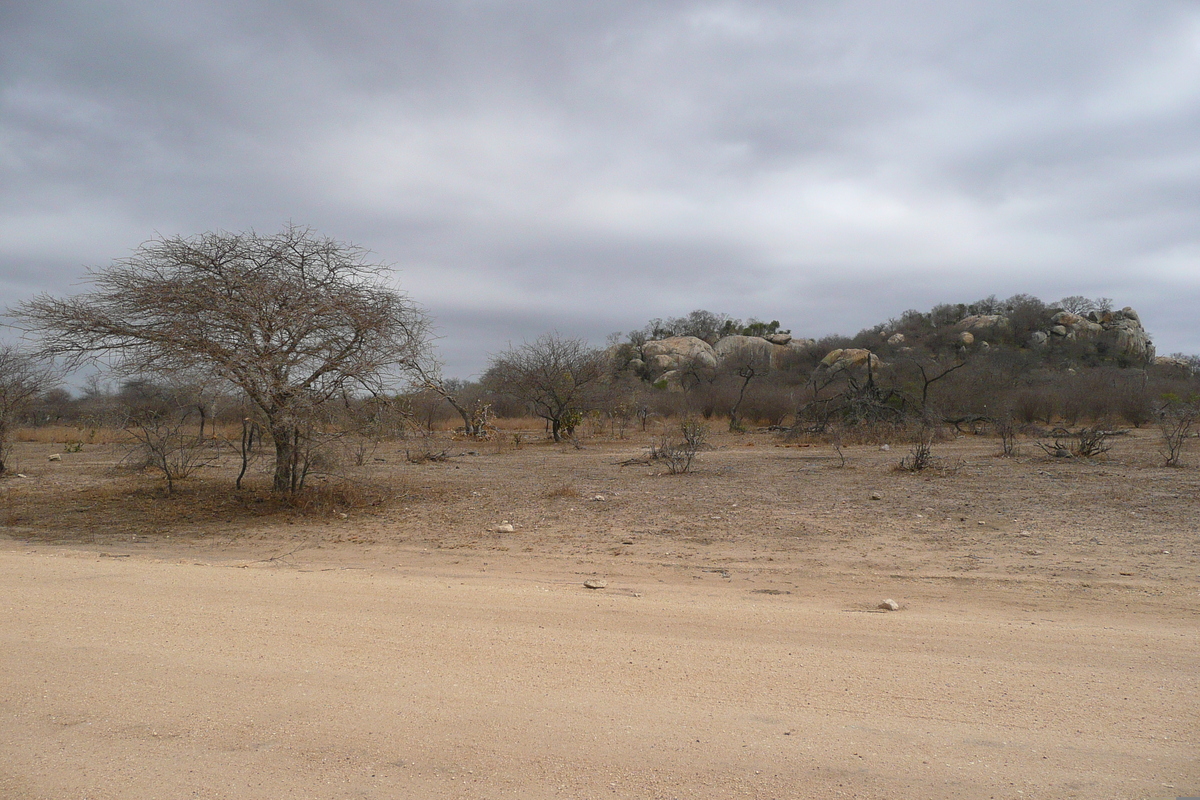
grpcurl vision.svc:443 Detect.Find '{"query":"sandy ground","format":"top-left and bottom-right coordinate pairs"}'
top-left (1, 427), bottom-right (1197, 798)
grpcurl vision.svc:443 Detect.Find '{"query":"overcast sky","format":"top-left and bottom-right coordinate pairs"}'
top-left (3, 1), bottom-right (1198, 379)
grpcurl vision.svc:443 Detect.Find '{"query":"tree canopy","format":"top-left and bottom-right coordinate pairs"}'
top-left (483, 334), bottom-right (604, 441)
top-left (15, 224), bottom-right (431, 491)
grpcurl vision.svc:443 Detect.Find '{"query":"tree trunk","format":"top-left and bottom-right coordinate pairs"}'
top-left (271, 424), bottom-right (296, 493)
top-left (550, 417), bottom-right (562, 442)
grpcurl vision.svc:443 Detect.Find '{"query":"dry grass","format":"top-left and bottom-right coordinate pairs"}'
top-left (16, 425), bottom-right (132, 445)
top-left (545, 482), bottom-right (579, 499)
top-left (489, 416), bottom-right (547, 432)
top-left (15, 422), bottom-right (247, 446)
top-left (1, 461), bottom-right (402, 543)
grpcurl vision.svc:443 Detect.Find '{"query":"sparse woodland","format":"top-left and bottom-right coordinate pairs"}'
top-left (3, 230), bottom-right (1199, 497)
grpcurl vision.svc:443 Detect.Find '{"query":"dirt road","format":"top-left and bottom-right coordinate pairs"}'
top-left (2, 541), bottom-right (1194, 799)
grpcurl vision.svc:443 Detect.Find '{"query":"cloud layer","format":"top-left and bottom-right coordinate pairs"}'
top-left (3, 1), bottom-right (1198, 376)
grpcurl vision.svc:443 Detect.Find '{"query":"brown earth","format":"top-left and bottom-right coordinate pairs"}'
top-left (1, 426), bottom-right (1197, 799)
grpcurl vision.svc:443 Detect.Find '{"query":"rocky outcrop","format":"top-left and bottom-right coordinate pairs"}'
top-left (713, 334), bottom-right (800, 369)
top-left (641, 336), bottom-right (718, 375)
top-left (625, 334), bottom-right (817, 387)
top-left (713, 334), bottom-right (774, 361)
top-left (956, 314), bottom-right (1008, 332)
top-left (1048, 307), bottom-right (1154, 362)
top-left (1049, 311), bottom-right (1103, 335)
top-left (819, 348), bottom-right (883, 372)
top-left (788, 338), bottom-right (817, 352)
top-left (1101, 308), bottom-right (1154, 362)
top-left (1154, 355), bottom-right (1193, 371)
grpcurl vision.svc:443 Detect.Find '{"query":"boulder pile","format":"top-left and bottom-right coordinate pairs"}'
top-left (618, 333), bottom-right (817, 388)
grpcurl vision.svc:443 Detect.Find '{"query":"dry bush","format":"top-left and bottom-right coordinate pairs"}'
top-left (1074, 425), bottom-right (1118, 457)
top-left (993, 415), bottom-right (1019, 457)
top-left (122, 407), bottom-right (222, 495)
top-left (896, 431), bottom-right (936, 472)
top-left (650, 417), bottom-right (709, 474)
top-left (1156, 398), bottom-right (1198, 467)
top-left (1037, 425), bottom-right (1121, 459)
top-left (405, 440), bottom-right (453, 463)
top-left (893, 422), bottom-right (959, 473)
top-left (1012, 388), bottom-right (1055, 425)
top-left (545, 482), bottom-right (579, 498)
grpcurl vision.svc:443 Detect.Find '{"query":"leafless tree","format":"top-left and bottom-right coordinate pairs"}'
top-left (1156, 398), bottom-right (1198, 467)
top-left (1056, 296), bottom-right (1095, 315)
top-left (0, 347), bottom-right (56, 475)
top-left (905, 354), bottom-right (968, 411)
top-left (483, 334), bottom-right (604, 442)
top-left (413, 371), bottom-right (492, 437)
top-left (14, 225), bottom-right (432, 492)
top-left (722, 348), bottom-right (769, 432)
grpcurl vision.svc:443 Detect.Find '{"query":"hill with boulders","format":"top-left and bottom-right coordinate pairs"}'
top-left (612, 296), bottom-right (1166, 388)
top-left (588, 295), bottom-right (1197, 432)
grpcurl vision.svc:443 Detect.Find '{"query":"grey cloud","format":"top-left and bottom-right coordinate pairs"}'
top-left (2, 1), bottom-right (1199, 377)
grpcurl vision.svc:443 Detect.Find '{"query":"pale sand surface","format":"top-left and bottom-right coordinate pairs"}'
top-left (0, 431), bottom-right (1197, 798)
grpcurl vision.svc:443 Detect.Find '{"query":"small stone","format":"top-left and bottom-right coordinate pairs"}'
top-left (583, 579), bottom-right (608, 589)
top-left (870, 491), bottom-right (882, 501)
top-left (1017, 531), bottom-right (1031, 537)
top-left (496, 524), bottom-right (515, 533)
top-left (48, 454), bottom-right (62, 462)
top-left (1026, 549), bottom-right (1044, 556)
top-left (879, 599), bottom-right (900, 611)
top-left (879, 444), bottom-right (891, 452)
top-left (15, 473), bottom-right (27, 478)
top-left (593, 495), bottom-right (605, 502)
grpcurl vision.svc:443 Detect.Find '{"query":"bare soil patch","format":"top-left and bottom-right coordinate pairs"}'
top-left (1, 427), bottom-right (1197, 798)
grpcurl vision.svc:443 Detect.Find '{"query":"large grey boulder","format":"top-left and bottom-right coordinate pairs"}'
top-left (957, 314), bottom-right (1009, 332)
top-left (640, 336), bottom-right (718, 377)
top-left (713, 335), bottom-right (776, 363)
top-left (787, 338), bottom-right (816, 353)
top-left (1051, 311), bottom-right (1103, 335)
top-left (1154, 355), bottom-right (1193, 371)
top-left (819, 348), bottom-right (884, 371)
top-left (656, 369), bottom-right (685, 392)
top-left (1102, 308), bottom-right (1155, 362)
top-left (1047, 307), bottom-right (1155, 362)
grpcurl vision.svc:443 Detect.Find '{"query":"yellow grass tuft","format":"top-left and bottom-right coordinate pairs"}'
top-left (545, 482), bottom-right (579, 499)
